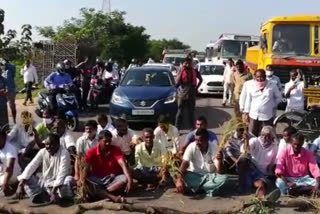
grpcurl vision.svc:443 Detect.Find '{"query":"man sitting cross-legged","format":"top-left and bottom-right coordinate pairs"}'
top-left (276, 133), bottom-right (320, 196)
top-left (175, 128), bottom-right (237, 196)
top-left (16, 133), bottom-right (74, 204)
top-left (85, 130), bottom-right (133, 203)
top-left (133, 128), bottom-right (168, 190)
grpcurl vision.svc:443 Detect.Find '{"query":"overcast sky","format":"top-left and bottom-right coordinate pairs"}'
top-left (1, 0), bottom-right (319, 50)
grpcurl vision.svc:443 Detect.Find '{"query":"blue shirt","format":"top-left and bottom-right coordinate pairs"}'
top-left (184, 129), bottom-right (218, 146)
top-left (1, 63), bottom-right (16, 91)
top-left (0, 76), bottom-right (8, 105)
top-left (44, 71), bottom-right (72, 89)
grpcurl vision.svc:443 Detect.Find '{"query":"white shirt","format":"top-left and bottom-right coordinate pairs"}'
top-left (18, 146), bottom-right (71, 188)
top-left (244, 80), bottom-right (282, 121)
top-left (183, 142), bottom-right (218, 175)
top-left (21, 65), bottom-right (38, 84)
top-left (223, 65), bottom-right (234, 84)
top-left (284, 80), bottom-right (304, 112)
top-left (60, 131), bottom-right (76, 150)
top-left (97, 123), bottom-right (115, 135)
top-left (0, 141), bottom-right (21, 185)
top-left (76, 134), bottom-right (99, 155)
top-left (7, 124), bottom-right (36, 153)
top-left (239, 79), bottom-right (254, 112)
top-left (277, 139), bottom-right (288, 159)
top-left (111, 128), bottom-right (138, 156)
top-left (242, 137), bottom-right (278, 175)
top-left (154, 125), bottom-right (180, 154)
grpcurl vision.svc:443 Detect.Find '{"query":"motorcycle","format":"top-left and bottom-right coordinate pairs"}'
top-left (88, 75), bottom-right (104, 110)
top-left (35, 85), bottom-right (79, 131)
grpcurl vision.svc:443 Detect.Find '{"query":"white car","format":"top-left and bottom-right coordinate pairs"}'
top-left (197, 63), bottom-right (225, 95)
top-left (143, 63), bottom-right (178, 77)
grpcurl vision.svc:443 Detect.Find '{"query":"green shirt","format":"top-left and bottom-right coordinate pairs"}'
top-left (135, 141), bottom-right (167, 168)
top-left (36, 122), bottom-right (51, 142)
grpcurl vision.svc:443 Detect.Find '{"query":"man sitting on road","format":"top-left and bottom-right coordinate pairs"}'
top-left (181, 116), bottom-right (218, 154)
top-left (97, 114), bottom-right (115, 134)
top-left (276, 133), bottom-right (320, 196)
top-left (16, 133), bottom-right (74, 204)
top-left (0, 127), bottom-right (21, 196)
top-left (85, 130), bottom-right (132, 203)
top-left (154, 115), bottom-right (180, 154)
top-left (176, 128), bottom-right (237, 196)
top-left (112, 118), bottom-right (139, 165)
top-left (133, 128), bottom-right (168, 190)
top-left (239, 126), bottom-right (278, 198)
top-left (36, 109), bottom-right (55, 142)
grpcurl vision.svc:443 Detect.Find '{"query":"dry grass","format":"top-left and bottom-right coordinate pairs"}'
top-left (74, 155), bottom-right (90, 203)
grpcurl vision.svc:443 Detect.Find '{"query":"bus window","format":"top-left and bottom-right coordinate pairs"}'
top-left (315, 26), bottom-right (319, 54)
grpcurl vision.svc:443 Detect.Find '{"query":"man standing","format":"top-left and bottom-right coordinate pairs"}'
top-left (21, 60), bottom-right (38, 106)
top-left (243, 69), bottom-right (282, 136)
top-left (233, 60), bottom-right (252, 118)
top-left (0, 67), bottom-right (9, 128)
top-left (0, 59), bottom-right (16, 124)
top-left (284, 70), bottom-right (305, 112)
top-left (266, 66), bottom-right (282, 91)
top-left (222, 58), bottom-right (235, 106)
top-left (175, 57), bottom-right (202, 130)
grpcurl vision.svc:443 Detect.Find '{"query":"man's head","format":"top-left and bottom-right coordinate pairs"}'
top-left (260, 126), bottom-right (275, 146)
top-left (53, 119), bottom-right (66, 137)
top-left (195, 128), bottom-right (209, 150)
top-left (97, 114), bottom-right (109, 128)
top-left (25, 59), bottom-right (31, 67)
top-left (0, 128), bottom-right (7, 150)
top-left (158, 115), bottom-right (170, 133)
top-left (254, 69), bottom-right (266, 82)
top-left (44, 133), bottom-right (60, 156)
top-left (265, 65), bottom-right (274, 77)
top-left (142, 128), bottom-right (154, 149)
top-left (236, 127), bottom-right (245, 140)
top-left (115, 118), bottom-right (128, 136)
top-left (290, 70), bottom-right (298, 82)
top-left (64, 59), bottom-right (72, 69)
top-left (84, 120), bottom-right (98, 139)
top-left (195, 116), bottom-right (208, 130)
top-left (291, 133), bottom-right (304, 155)
top-left (56, 62), bottom-right (65, 74)
top-left (42, 109), bottom-right (54, 126)
top-left (227, 58), bottom-right (234, 67)
top-left (235, 60), bottom-right (244, 73)
top-left (183, 57), bottom-right (192, 70)
top-left (0, 59), bottom-right (6, 72)
top-left (98, 130), bottom-right (113, 152)
top-left (283, 126), bottom-right (297, 143)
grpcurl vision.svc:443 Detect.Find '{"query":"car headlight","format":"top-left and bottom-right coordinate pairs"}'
top-left (111, 91), bottom-right (128, 106)
top-left (164, 93), bottom-right (176, 104)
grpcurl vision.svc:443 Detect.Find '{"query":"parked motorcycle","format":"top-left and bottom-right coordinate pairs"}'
top-left (88, 75), bottom-right (104, 110)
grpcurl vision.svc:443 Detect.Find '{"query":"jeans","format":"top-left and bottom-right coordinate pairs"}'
top-left (175, 96), bottom-right (196, 130)
top-left (25, 82), bottom-right (33, 102)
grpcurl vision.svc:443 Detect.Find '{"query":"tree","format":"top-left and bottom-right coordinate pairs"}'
top-left (36, 26), bottom-right (56, 39)
top-left (20, 24), bottom-right (33, 56)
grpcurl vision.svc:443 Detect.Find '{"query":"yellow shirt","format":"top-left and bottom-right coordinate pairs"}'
top-left (233, 72), bottom-right (252, 100)
top-left (135, 141), bottom-right (167, 168)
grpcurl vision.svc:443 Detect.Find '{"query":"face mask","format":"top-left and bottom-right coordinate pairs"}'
top-left (265, 70), bottom-right (273, 77)
top-left (43, 118), bottom-right (53, 125)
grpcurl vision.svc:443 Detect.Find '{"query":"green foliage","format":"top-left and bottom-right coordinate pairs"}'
top-left (245, 199), bottom-right (275, 214)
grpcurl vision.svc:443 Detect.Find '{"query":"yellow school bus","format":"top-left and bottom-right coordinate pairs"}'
top-left (246, 15), bottom-right (320, 104)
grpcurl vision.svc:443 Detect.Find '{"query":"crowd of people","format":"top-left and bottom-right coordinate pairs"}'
top-left (0, 55), bottom-right (319, 206)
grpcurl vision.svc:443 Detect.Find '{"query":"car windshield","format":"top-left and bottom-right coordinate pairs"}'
top-left (121, 69), bottom-right (172, 87)
top-left (164, 56), bottom-right (185, 66)
top-left (199, 65), bottom-right (224, 75)
top-left (272, 24), bottom-right (310, 55)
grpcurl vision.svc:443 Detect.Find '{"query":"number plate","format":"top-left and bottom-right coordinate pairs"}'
top-left (132, 109), bottom-right (155, 115)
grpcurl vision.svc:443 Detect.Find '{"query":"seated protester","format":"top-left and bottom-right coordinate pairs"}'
top-left (112, 118), bottom-right (138, 164)
top-left (277, 126), bottom-right (297, 158)
top-left (310, 135), bottom-right (320, 166)
top-left (97, 114), bottom-right (115, 134)
top-left (16, 134), bottom-right (74, 204)
top-left (85, 130), bottom-right (132, 203)
top-left (181, 116), bottom-right (218, 154)
top-left (133, 128), bottom-right (167, 190)
top-left (8, 111), bottom-right (42, 168)
top-left (52, 119), bottom-right (76, 155)
top-left (154, 115), bottom-right (180, 154)
top-left (239, 126), bottom-right (278, 198)
top-left (276, 133), bottom-right (320, 196)
top-left (0, 127), bottom-right (21, 196)
top-left (176, 128), bottom-right (236, 196)
top-left (35, 109), bottom-right (55, 142)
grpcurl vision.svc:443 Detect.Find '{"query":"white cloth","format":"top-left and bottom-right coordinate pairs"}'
top-left (223, 65), bottom-right (234, 84)
top-left (154, 125), bottom-right (180, 154)
top-left (244, 80), bottom-right (282, 121)
top-left (21, 65), bottom-right (38, 84)
top-left (76, 134), bottom-right (99, 155)
top-left (111, 128), bottom-right (138, 156)
top-left (18, 146), bottom-right (71, 188)
top-left (242, 137), bottom-right (278, 175)
top-left (183, 142), bottom-right (218, 175)
top-left (267, 75), bottom-right (282, 91)
top-left (239, 79), bottom-right (254, 112)
top-left (223, 82), bottom-right (233, 104)
top-left (97, 123), bottom-right (115, 135)
top-left (284, 80), bottom-right (305, 112)
top-left (7, 124), bottom-right (36, 153)
top-left (276, 139), bottom-right (288, 159)
top-left (60, 131), bottom-right (76, 150)
top-left (0, 141), bottom-right (21, 185)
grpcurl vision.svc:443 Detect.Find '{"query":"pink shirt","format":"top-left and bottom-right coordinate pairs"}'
top-left (275, 146), bottom-right (320, 178)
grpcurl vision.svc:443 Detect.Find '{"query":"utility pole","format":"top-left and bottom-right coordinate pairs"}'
top-left (102, 0), bottom-right (111, 13)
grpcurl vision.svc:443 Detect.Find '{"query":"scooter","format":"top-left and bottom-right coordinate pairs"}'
top-left (35, 85), bottom-right (79, 131)
top-left (88, 75), bottom-right (104, 110)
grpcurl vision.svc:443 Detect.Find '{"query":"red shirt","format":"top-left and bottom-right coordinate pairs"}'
top-left (86, 145), bottom-right (124, 178)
